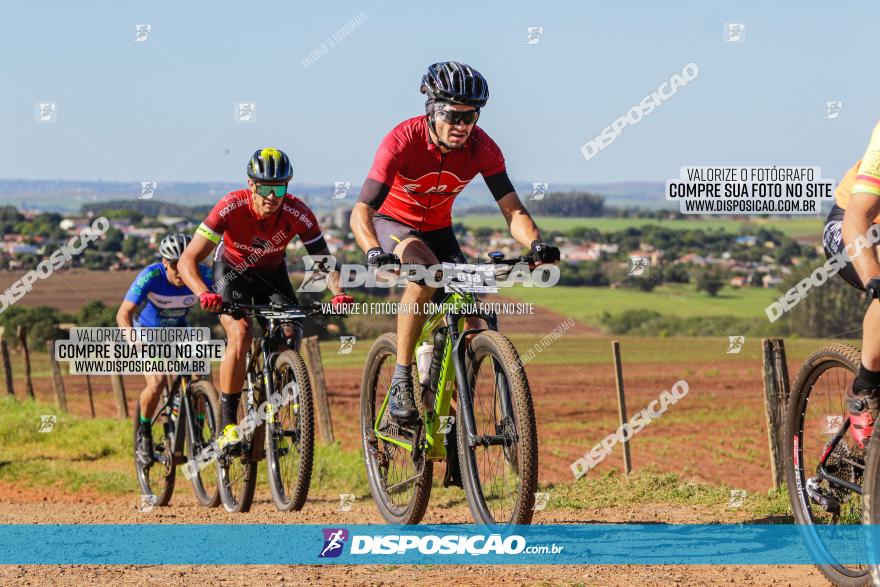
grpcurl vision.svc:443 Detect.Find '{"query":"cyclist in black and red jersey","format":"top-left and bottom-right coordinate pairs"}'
top-left (179, 147), bottom-right (353, 449)
top-left (350, 61), bottom-right (560, 425)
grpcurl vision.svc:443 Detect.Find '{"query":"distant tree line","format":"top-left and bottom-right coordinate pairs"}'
top-left (467, 190), bottom-right (606, 216)
top-left (80, 200), bottom-right (212, 222)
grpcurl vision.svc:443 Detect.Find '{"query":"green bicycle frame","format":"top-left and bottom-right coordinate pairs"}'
top-left (373, 291), bottom-right (481, 459)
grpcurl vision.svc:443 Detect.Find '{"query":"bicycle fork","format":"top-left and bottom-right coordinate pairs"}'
top-left (448, 314), bottom-right (516, 452)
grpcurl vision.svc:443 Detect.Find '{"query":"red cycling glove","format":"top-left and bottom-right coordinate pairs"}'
top-left (199, 292), bottom-right (223, 313)
top-left (331, 293), bottom-right (355, 309)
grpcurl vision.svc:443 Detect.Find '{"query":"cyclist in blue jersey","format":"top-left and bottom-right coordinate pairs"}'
top-left (116, 233), bottom-right (213, 464)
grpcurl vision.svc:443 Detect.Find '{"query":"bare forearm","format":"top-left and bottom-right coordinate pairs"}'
top-left (179, 261), bottom-right (209, 295)
top-left (116, 310), bottom-right (134, 329)
top-left (351, 203), bottom-right (381, 252)
top-left (508, 208), bottom-right (542, 248)
top-left (327, 271), bottom-right (344, 296)
top-left (179, 236), bottom-right (216, 296)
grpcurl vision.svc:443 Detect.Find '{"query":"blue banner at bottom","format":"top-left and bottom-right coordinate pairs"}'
top-left (1, 524), bottom-right (880, 565)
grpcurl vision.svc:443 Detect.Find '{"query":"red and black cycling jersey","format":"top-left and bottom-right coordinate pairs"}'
top-left (197, 189), bottom-right (325, 269)
top-left (358, 116), bottom-right (515, 231)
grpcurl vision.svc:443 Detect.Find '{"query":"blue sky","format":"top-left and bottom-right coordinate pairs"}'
top-left (2, 1), bottom-right (879, 186)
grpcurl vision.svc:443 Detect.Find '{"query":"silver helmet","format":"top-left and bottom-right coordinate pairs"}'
top-left (158, 233), bottom-right (191, 261)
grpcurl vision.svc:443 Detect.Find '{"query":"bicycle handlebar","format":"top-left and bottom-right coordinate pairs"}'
top-left (219, 301), bottom-right (325, 319)
top-left (487, 252), bottom-right (537, 266)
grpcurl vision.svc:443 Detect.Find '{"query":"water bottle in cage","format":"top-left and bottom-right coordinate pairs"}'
top-left (423, 328), bottom-right (448, 408)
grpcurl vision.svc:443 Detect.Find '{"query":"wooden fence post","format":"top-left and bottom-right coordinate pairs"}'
top-left (17, 325), bottom-right (34, 400)
top-left (611, 340), bottom-right (633, 475)
top-left (772, 339), bottom-right (791, 412)
top-left (761, 338), bottom-right (786, 489)
top-left (85, 374), bottom-right (96, 418)
top-left (0, 328), bottom-right (13, 397)
top-left (111, 374), bottom-right (128, 419)
top-left (46, 340), bottom-right (67, 412)
top-left (302, 336), bottom-right (335, 444)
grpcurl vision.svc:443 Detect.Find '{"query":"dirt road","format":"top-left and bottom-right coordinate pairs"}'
top-left (0, 485), bottom-right (827, 586)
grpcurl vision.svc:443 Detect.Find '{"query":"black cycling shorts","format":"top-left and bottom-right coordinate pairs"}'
top-left (373, 215), bottom-right (469, 302)
top-left (822, 204), bottom-right (878, 291)
top-left (373, 215), bottom-right (466, 264)
top-left (212, 261), bottom-right (303, 347)
top-left (213, 261), bottom-right (299, 305)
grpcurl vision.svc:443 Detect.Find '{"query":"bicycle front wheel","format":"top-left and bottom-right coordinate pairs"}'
top-left (266, 349), bottom-right (315, 512)
top-left (458, 330), bottom-right (538, 526)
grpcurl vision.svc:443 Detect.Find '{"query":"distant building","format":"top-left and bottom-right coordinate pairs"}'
top-left (333, 207), bottom-right (351, 229)
top-left (735, 235), bottom-right (758, 247)
top-left (561, 244), bottom-right (599, 261)
top-left (157, 216), bottom-right (187, 227)
top-left (678, 253), bottom-right (708, 266)
top-left (762, 274), bottom-right (783, 288)
top-left (3, 243), bottom-right (38, 255)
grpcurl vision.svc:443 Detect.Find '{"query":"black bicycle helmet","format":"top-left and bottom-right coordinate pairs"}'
top-left (247, 147), bottom-right (293, 183)
top-left (420, 61), bottom-right (489, 108)
top-left (158, 233), bottom-right (191, 261)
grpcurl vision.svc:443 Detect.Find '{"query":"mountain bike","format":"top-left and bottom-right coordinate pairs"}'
top-left (361, 252), bottom-right (540, 526)
top-left (134, 373), bottom-right (221, 508)
top-left (215, 301), bottom-right (323, 513)
top-left (784, 343), bottom-right (869, 586)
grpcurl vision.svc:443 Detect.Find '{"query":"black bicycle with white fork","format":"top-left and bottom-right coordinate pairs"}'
top-left (134, 373), bottom-right (221, 508)
top-left (215, 301), bottom-right (324, 513)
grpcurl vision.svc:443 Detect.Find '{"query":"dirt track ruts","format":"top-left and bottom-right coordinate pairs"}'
top-left (0, 486), bottom-right (827, 586)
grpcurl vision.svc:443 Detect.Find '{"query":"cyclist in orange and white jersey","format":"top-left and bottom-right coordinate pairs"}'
top-left (823, 122), bottom-right (880, 447)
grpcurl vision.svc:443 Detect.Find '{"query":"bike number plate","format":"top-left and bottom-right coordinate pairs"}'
top-left (442, 262), bottom-right (498, 293)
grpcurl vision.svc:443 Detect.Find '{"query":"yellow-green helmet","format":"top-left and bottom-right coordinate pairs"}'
top-left (247, 147), bottom-right (293, 182)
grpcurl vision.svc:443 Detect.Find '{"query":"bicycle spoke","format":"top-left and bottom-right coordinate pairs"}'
top-left (470, 356), bottom-right (520, 521)
top-left (789, 346), bottom-right (867, 578)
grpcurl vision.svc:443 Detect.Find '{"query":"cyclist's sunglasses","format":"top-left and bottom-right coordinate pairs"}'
top-left (254, 183), bottom-right (288, 198)
top-left (435, 108), bottom-right (479, 125)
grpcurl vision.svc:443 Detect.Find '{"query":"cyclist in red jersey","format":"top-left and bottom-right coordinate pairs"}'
top-left (178, 147), bottom-right (353, 448)
top-left (350, 62), bottom-right (560, 425)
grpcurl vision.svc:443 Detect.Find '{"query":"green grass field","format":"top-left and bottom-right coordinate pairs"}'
top-left (316, 332), bottom-right (840, 370)
top-left (0, 396), bottom-right (791, 519)
top-left (501, 283), bottom-right (779, 328)
top-left (460, 215), bottom-right (822, 238)
top-left (0, 395), bottom-right (369, 497)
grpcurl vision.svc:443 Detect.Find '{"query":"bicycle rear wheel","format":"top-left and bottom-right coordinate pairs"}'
top-left (134, 399), bottom-right (175, 507)
top-left (784, 343), bottom-right (869, 586)
top-left (266, 350), bottom-right (314, 512)
top-left (360, 333), bottom-right (432, 524)
top-left (458, 330), bottom-right (538, 526)
top-left (862, 432), bottom-right (880, 585)
top-left (186, 380), bottom-right (221, 508)
top-left (217, 394), bottom-right (257, 513)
